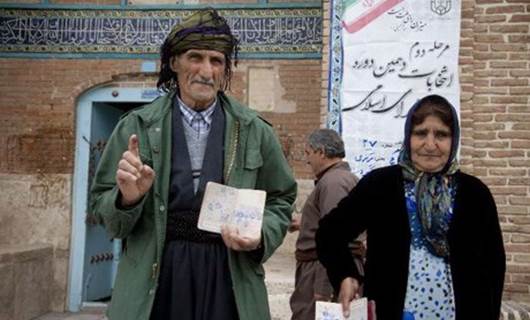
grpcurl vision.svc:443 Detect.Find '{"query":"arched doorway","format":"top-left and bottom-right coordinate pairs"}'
top-left (68, 86), bottom-right (160, 311)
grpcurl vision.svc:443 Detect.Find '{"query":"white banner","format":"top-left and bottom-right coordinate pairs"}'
top-left (337, 0), bottom-right (461, 176)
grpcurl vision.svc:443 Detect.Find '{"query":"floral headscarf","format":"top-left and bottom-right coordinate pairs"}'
top-left (398, 95), bottom-right (460, 258)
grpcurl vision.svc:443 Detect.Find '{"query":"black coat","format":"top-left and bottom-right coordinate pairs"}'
top-left (316, 165), bottom-right (505, 320)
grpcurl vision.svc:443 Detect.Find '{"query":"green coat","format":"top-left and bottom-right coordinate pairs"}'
top-left (90, 92), bottom-right (297, 320)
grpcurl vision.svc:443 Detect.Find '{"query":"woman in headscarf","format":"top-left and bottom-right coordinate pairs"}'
top-left (316, 94), bottom-right (505, 320)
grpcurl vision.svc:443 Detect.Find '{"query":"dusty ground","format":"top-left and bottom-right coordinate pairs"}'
top-left (36, 233), bottom-right (298, 320)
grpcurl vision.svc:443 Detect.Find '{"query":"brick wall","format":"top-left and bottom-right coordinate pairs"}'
top-left (321, 0), bottom-right (530, 303)
top-left (472, 0), bottom-right (530, 302)
top-left (0, 59), bottom-right (136, 174)
top-left (0, 58), bottom-right (320, 177)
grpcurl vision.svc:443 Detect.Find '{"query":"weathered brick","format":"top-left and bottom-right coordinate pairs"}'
top-left (490, 24), bottom-right (529, 33)
top-left (509, 52), bottom-right (530, 60)
top-left (509, 217), bottom-right (530, 225)
top-left (511, 234), bottom-right (530, 243)
top-left (507, 264), bottom-right (530, 275)
top-left (474, 159), bottom-right (508, 167)
top-left (488, 150), bottom-right (524, 158)
top-left (490, 61), bottom-right (528, 69)
top-left (509, 159), bottom-right (530, 167)
top-left (510, 197), bottom-right (530, 206)
top-left (490, 186), bottom-right (528, 196)
top-left (473, 114), bottom-right (495, 122)
top-left (476, 15), bottom-right (507, 23)
top-left (473, 131), bottom-right (497, 140)
top-left (489, 168), bottom-right (527, 176)
top-left (508, 34), bottom-right (530, 43)
top-left (481, 177), bottom-right (508, 186)
top-left (496, 113), bottom-right (530, 121)
top-left (512, 140), bottom-right (530, 149)
top-left (504, 284), bottom-right (530, 293)
top-left (508, 178), bottom-right (530, 187)
top-left (485, 5), bottom-right (526, 14)
top-left (513, 123), bottom-right (530, 130)
top-left (473, 123), bottom-right (505, 131)
top-left (475, 34), bottom-right (505, 42)
top-left (510, 87), bottom-right (530, 95)
top-left (512, 275), bottom-right (530, 285)
top-left (498, 131), bottom-right (530, 140)
top-left (491, 43), bottom-right (528, 52)
top-left (476, 140), bottom-right (510, 148)
top-left (475, 69), bottom-right (509, 77)
top-left (508, 106), bottom-right (530, 113)
top-left (510, 14), bottom-right (530, 23)
top-left (503, 225), bottom-right (530, 234)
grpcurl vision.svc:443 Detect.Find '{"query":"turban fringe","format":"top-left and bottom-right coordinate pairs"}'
top-left (166, 9), bottom-right (238, 59)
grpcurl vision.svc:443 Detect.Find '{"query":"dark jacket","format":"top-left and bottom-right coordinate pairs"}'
top-left (316, 165), bottom-right (505, 320)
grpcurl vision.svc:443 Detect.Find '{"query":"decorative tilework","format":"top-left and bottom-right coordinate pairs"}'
top-left (326, 0), bottom-right (342, 131)
top-left (0, 8), bottom-right (322, 57)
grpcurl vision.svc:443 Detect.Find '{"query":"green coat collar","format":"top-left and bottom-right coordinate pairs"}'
top-left (134, 91), bottom-right (259, 127)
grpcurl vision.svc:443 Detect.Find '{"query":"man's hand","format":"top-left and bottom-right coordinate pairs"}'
top-left (288, 213), bottom-right (301, 232)
top-left (339, 277), bottom-right (360, 318)
top-left (116, 134), bottom-right (155, 207)
top-left (221, 225), bottom-right (261, 251)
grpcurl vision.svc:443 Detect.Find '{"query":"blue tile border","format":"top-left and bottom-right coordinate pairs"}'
top-left (0, 7), bottom-right (322, 59)
top-left (326, 0), bottom-right (342, 131)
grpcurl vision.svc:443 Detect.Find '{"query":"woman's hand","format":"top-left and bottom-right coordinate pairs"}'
top-left (338, 277), bottom-right (360, 318)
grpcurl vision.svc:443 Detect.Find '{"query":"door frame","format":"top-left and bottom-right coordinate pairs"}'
top-left (68, 87), bottom-right (159, 312)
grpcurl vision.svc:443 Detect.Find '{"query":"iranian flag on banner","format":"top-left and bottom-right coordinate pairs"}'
top-left (335, 0), bottom-right (461, 176)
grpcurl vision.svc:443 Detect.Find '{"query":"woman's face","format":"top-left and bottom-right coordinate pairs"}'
top-left (410, 115), bottom-right (452, 173)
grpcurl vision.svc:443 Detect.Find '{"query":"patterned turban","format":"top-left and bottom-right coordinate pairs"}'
top-left (165, 8), bottom-right (238, 58)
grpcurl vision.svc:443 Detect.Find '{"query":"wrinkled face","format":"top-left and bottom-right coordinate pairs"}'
top-left (305, 145), bottom-right (324, 176)
top-left (410, 115), bottom-right (452, 173)
top-left (170, 49), bottom-right (226, 110)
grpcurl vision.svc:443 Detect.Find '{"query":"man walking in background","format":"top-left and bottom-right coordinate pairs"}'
top-left (289, 129), bottom-right (364, 320)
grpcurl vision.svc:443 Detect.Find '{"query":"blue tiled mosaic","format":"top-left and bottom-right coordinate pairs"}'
top-left (0, 9), bottom-right (322, 57)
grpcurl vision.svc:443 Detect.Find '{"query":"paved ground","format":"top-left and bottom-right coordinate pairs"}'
top-left (30, 250), bottom-right (530, 320)
top-left (36, 251), bottom-right (296, 320)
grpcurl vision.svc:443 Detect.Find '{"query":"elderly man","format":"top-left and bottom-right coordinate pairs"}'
top-left (289, 129), bottom-right (363, 320)
top-left (90, 9), bottom-right (297, 320)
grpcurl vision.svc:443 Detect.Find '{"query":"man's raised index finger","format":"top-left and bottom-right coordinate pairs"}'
top-left (128, 134), bottom-right (140, 157)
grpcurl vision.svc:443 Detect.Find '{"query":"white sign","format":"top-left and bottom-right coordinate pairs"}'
top-left (338, 0), bottom-right (461, 176)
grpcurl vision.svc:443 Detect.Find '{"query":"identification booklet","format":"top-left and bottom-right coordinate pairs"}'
top-left (197, 182), bottom-right (266, 238)
top-left (315, 298), bottom-right (368, 320)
